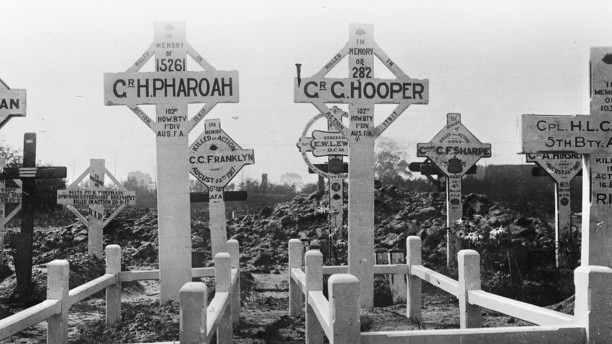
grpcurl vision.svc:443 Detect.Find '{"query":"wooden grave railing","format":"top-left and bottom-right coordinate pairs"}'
top-left (0, 239), bottom-right (241, 344)
top-left (288, 237), bottom-right (612, 343)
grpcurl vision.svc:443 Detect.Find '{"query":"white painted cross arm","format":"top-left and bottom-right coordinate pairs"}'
top-left (294, 76), bottom-right (428, 104)
top-left (520, 114), bottom-right (612, 154)
top-left (104, 71), bottom-right (239, 106)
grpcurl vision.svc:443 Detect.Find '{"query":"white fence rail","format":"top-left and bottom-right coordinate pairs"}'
top-left (0, 239), bottom-right (241, 344)
top-left (288, 237), bottom-right (612, 343)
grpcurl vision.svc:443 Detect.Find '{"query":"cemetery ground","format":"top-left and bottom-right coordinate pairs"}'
top-left (0, 185), bottom-right (575, 343)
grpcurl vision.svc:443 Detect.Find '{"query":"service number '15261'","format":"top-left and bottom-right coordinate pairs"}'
top-left (156, 59), bottom-right (186, 72)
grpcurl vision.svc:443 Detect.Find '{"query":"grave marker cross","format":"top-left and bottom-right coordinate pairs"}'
top-left (0, 133), bottom-right (67, 297)
top-left (104, 22), bottom-right (238, 302)
top-left (294, 24), bottom-right (429, 308)
top-left (525, 153), bottom-right (582, 267)
top-left (0, 158), bottom-right (22, 266)
top-left (56, 159), bottom-right (136, 258)
top-left (189, 119), bottom-right (254, 256)
top-left (417, 113), bottom-right (491, 266)
top-left (521, 47), bottom-right (612, 267)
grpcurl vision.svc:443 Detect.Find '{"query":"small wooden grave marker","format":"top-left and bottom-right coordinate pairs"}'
top-left (525, 153), bottom-right (582, 267)
top-left (521, 48), bottom-right (612, 267)
top-left (0, 78), bottom-right (26, 130)
top-left (295, 24), bottom-right (429, 308)
top-left (409, 159), bottom-right (478, 192)
top-left (417, 113), bottom-right (491, 266)
top-left (297, 111), bottom-right (348, 234)
top-left (0, 157), bottom-right (22, 266)
top-left (104, 21), bottom-right (239, 302)
top-left (189, 119), bottom-right (253, 256)
top-left (56, 159), bottom-right (136, 258)
top-left (0, 133), bottom-right (67, 296)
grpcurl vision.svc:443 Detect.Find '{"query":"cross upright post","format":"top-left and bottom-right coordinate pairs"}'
top-left (104, 22), bottom-right (238, 302)
top-left (295, 24), bottom-right (429, 308)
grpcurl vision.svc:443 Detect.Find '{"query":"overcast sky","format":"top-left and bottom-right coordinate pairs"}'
top-left (0, 0), bottom-right (610, 186)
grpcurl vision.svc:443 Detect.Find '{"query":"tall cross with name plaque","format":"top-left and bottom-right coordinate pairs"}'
top-left (521, 48), bottom-right (612, 267)
top-left (294, 24), bottom-right (429, 308)
top-left (104, 22), bottom-right (239, 302)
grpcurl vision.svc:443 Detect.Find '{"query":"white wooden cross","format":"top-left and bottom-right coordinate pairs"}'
top-left (526, 153), bottom-right (582, 267)
top-left (104, 22), bottom-right (239, 302)
top-left (417, 113), bottom-right (491, 266)
top-left (189, 119), bottom-right (253, 257)
top-left (521, 47), bottom-right (612, 267)
top-left (294, 24), bottom-right (429, 308)
top-left (297, 111), bottom-right (348, 234)
top-left (57, 159), bottom-right (136, 258)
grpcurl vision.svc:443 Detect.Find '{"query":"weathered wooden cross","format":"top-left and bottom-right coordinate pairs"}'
top-left (294, 24), bottom-right (429, 308)
top-left (189, 119), bottom-right (253, 256)
top-left (104, 22), bottom-right (238, 302)
top-left (521, 47), bottom-right (612, 267)
top-left (409, 159), bottom-right (478, 192)
top-left (0, 133), bottom-right (67, 297)
top-left (56, 159), bottom-right (136, 258)
top-left (526, 153), bottom-right (582, 267)
top-left (297, 111), bottom-right (348, 233)
top-left (417, 113), bottom-right (491, 266)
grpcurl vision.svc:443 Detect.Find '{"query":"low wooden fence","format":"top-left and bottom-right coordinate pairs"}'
top-left (0, 239), bottom-right (241, 344)
top-left (288, 237), bottom-right (612, 343)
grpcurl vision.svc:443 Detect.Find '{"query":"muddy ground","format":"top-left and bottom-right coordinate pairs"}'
top-left (0, 187), bottom-right (574, 343)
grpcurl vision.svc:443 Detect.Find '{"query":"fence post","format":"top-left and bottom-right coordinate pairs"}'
top-left (305, 249), bottom-right (325, 344)
top-left (458, 249), bottom-right (482, 328)
top-left (575, 265), bottom-right (612, 344)
top-left (47, 260), bottom-right (69, 344)
top-left (406, 236), bottom-right (422, 320)
top-left (215, 252), bottom-right (232, 344)
top-left (328, 274), bottom-right (360, 344)
top-left (105, 244), bottom-right (121, 327)
top-left (289, 239), bottom-right (304, 316)
top-left (227, 239), bottom-right (241, 324)
top-left (389, 248), bottom-right (407, 303)
top-left (179, 282), bottom-right (207, 343)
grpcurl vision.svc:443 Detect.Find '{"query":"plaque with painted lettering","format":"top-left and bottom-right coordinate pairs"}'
top-left (417, 113), bottom-right (491, 176)
top-left (104, 71), bottom-right (239, 105)
top-left (0, 187), bottom-right (21, 204)
top-left (526, 153), bottom-right (582, 183)
top-left (521, 114), bottom-right (612, 154)
top-left (189, 119), bottom-right (254, 187)
top-left (57, 189), bottom-right (136, 207)
top-left (310, 130), bottom-right (348, 157)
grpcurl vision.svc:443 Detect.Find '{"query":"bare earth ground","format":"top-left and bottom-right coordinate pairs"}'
top-left (0, 268), bottom-right (530, 344)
